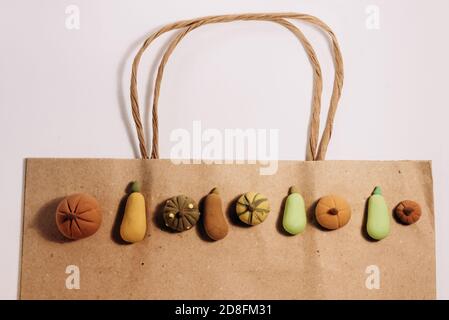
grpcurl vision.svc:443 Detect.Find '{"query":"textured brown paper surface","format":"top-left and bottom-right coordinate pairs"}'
top-left (20, 159), bottom-right (435, 299)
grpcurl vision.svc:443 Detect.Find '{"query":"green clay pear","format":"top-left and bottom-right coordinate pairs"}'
top-left (282, 186), bottom-right (307, 235)
top-left (366, 186), bottom-right (390, 240)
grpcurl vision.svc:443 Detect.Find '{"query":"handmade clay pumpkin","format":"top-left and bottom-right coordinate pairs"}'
top-left (55, 193), bottom-right (102, 240)
top-left (315, 195), bottom-right (351, 230)
top-left (395, 200), bottom-right (421, 225)
top-left (236, 192), bottom-right (270, 225)
top-left (163, 195), bottom-right (200, 232)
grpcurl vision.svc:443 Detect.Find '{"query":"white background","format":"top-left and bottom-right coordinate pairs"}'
top-left (1, 0), bottom-right (448, 299)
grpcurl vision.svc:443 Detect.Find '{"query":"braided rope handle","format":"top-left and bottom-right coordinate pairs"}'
top-left (150, 17), bottom-right (322, 161)
top-left (130, 13), bottom-right (344, 161)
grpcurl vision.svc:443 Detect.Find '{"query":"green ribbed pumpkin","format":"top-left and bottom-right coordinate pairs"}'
top-left (236, 192), bottom-right (270, 225)
top-left (163, 195), bottom-right (200, 232)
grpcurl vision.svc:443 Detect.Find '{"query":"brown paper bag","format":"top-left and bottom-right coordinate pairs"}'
top-left (19, 13), bottom-right (436, 300)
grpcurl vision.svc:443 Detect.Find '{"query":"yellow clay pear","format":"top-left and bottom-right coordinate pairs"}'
top-left (120, 181), bottom-right (147, 243)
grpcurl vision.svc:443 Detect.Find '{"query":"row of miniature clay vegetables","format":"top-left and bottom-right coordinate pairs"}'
top-left (55, 182), bottom-right (422, 242)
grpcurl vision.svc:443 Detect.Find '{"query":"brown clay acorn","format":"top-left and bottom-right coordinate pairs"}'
top-left (315, 195), bottom-right (351, 230)
top-left (395, 200), bottom-right (421, 225)
top-left (203, 188), bottom-right (228, 240)
top-left (55, 193), bottom-right (102, 240)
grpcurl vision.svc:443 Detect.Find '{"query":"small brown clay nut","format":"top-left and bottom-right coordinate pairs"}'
top-left (395, 200), bottom-right (421, 225)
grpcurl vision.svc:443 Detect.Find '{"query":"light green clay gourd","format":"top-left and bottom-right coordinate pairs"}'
top-left (367, 186), bottom-right (390, 240)
top-left (282, 186), bottom-right (307, 235)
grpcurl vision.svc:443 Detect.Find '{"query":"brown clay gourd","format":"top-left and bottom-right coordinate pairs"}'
top-left (315, 195), bottom-right (351, 230)
top-left (163, 195), bottom-right (200, 232)
top-left (395, 200), bottom-right (421, 225)
top-left (55, 193), bottom-right (102, 240)
top-left (236, 192), bottom-right (270, 226)
top-left (203, 187), bottom-right (228, 240)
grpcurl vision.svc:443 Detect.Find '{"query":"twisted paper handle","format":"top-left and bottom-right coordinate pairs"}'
top-left (130, 13), bottom-right (343, 161)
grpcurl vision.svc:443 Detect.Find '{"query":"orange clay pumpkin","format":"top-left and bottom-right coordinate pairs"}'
top-left (315, 195), bottom-right (351, 230)
top-left (56, 193), bottom-right (102, 240)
